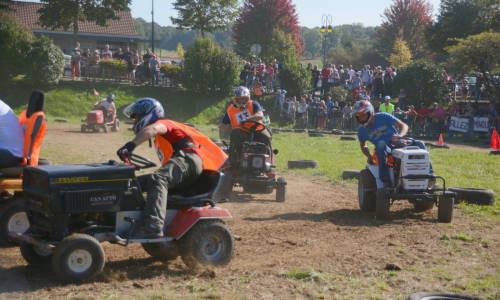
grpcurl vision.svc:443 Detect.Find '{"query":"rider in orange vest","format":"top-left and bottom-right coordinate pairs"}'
top-left (117, 98), bottom-right (227, 238)
top-left (220, 86), bottom-right (272, 167)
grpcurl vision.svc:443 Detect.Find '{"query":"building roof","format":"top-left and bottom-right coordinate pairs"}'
top-left (6, 1), bottom-right (139, 38)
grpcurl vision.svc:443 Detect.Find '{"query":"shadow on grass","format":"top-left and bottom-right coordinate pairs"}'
top-left (0, 257), bottom-right (189, 294)
top-left (244, 208), bottom-right (437, 226)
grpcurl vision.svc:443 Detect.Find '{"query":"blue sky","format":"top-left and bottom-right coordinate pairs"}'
top-left (131, 0), bottom-right (442, 28)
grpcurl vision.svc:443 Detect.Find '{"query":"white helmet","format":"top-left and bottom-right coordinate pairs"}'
top-left (352, 100), bottom-right (374, 124)
top-left (234, 86), bottom-right (250, 98)
top-left (123, 98), bottom-right (164, 133)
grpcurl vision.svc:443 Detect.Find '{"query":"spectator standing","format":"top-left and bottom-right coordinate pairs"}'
top-left (360, 65), bottom-right (372, 88)
top-left (379, 96), bottom-right (395, 115)
top-left (113, 47), bottom-right (124, 60)
top-left (311, 65), bottom-right (321, 91)
top-left (122, 47), bottom-right (134, 81)
top-left (149, 54), bottom-right (161, 85)
top-left (384, 67), bottom-right (394, 97)
top-left (321, 64), bottom-right (333, 96)
top-left (296, 97), bottom-right (308, 129)
top-left (100, 44), bottom-right (113, 60)
top-left (372, 67), bottom-right (385, 99)
top-left (70, 42), bottom-right (81, 80)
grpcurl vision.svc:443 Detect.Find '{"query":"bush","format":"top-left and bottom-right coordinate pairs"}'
top-left (278, 63), bottom-right (311, 97)
top-left (25, 36), bottom-right (64, 86)
top-left (328, 86), bottom-right (348, 102)
top-left (393, 60), bottom-right (448, 107)
top-left (160, 64), bottom-right (182, 82)
top-left (99, 59), bottom-right (127, 78)
top-left (0, 13), bottom-right (33, 82)
top-left (183, 37), bottom-right (240, 95)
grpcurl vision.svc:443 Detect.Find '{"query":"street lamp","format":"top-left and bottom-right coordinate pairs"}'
top-left (320, 14), bottom-right (333, 66)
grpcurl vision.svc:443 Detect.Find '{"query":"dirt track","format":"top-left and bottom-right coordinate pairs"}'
top-left (0, 123), bottom-right (498, 299)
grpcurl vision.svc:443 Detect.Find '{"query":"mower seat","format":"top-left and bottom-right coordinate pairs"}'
top-left (167, 171), bottom-right (221, 208)
top-left (0, 167), bottom-right (24, 178)
top-left (18, 90), bottom-right (47, 167)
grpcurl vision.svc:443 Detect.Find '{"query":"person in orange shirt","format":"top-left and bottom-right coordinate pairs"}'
top-left (117, 98), bottom-right (226, 238)
top-left (220, 86), bottom-right (271, 168)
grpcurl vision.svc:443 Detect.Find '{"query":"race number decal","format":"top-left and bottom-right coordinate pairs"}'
top-left (235, 110), bottom-right (250, 124)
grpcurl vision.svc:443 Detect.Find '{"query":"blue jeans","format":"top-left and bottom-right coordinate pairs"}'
top-left (375, 139), bottom-right (429, 185)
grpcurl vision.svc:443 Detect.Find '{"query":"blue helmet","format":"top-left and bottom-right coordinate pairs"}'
top-left (123, 98), bottom-right (164, 133)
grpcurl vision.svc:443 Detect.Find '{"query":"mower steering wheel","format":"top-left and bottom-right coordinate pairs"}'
top-left (240, 120), bottom-right (266, 133)
top-left (124, 153), bottom-right (157, 170)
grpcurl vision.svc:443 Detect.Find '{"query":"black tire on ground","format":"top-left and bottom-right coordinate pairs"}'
top-left (294, 129), bottom-right (306, 133)
top-left (331, 129), bottom-right (345, 135)
top-left (489, 150), bottom-right (500, 155)
top-left (0, 197), bottom-right (29, 247)
top-left (287, 160), bottom-right (318, 169)
top-left (448, 187), bottom-right (495, 206)
top-left (92, 127), bottom-right (98, 133)
top-left (80, 124), bottom-right (86, 133)
top-left (103, 125), bottom-right (108, 133)
top-left (111, 119), bottom-right (119, 132)
top-left (342, 169), bottom-right (360, 180)
top-left (20, 243), bottom-right (52, 267)
top-left (142, 242), bottom-right (179, 260)
top-left (406, 292), bottom-right (484, 300)
top-left (376, 189), bottom-right (390, 219)
top-left (358, 169), bottom-right (376, 212)
top-left (276, 177), bottom-right (286, 202)
top-left (308, 132), bottom-right (324, 137)
top-left (340, 136), bottom-right (356, 141)
top-left (38, 158), bottom-right (50, 165)
top-left (413, 201), bottom-right (434, 212)
top-left (52, 234), bottom-right (105, 282)
top-left (429, 143), bottom-right (450, 149)
top-left (179, 220), bottom-right (234, 270)
top-left (438, 196), bottom-right (454, 223)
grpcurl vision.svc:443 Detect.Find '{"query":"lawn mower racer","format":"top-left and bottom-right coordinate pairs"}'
top-left (354, 99), bottom-right (455, 222)
top-left (10, 98), bottom-right (234, 282)
top-left (81, 93), bottom-right (119, 133)
top-left (0, 91), bottom-right (47, 246)
top-left (218, 86), bottom-right (286, 202)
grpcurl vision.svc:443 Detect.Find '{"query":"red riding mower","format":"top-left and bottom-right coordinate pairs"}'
top-left (0, 91), bottom-right (47, 246)
top-left (81, 106), bottom-right (119, 133)
top-left (218, 120), bottom-right (286, 202)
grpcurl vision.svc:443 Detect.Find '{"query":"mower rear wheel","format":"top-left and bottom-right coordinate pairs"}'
top-left (142, 242), bottom-right (179, 261)
top-left (275, 177), bottom-right (286, 202)
top-left (179, 220), bottom-right (233, 270)
top-left (438, 196), bottom-right (454, 223)
top-left (375, 189), bottom-right (390, 220)
top-left (52, 234), bottom-right (105, 282)
top-left (20, 243), bottom-right (52, 267)
top-left (0, 197), bottom-right (29, 247)
top-left (358, 169), bottom-right (376, 212)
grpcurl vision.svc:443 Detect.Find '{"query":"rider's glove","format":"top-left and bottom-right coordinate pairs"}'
top-left (117, 141), bottom-right (136, 161)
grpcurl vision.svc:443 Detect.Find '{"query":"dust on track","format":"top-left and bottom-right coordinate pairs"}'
top-left (1, 123), bottom-right (498, 299)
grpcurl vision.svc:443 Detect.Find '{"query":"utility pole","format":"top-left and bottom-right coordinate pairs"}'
top-left (151, 0), bottom-right (155, 53)
top-left (320, 15), bottom-right (333, 66)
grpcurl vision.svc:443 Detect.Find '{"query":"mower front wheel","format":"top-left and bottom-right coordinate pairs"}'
top-left (275, 177), bottom-right (286, 202)
top-left (111, 119), bottom-right (120, 132)
top-left (0, 197), bottom-right (29, 247)
top-left (438, 196), bottom-right (454, 223)
top-left (179, 220), bottom-right (233, 270)
top-left (52, 234), bottom-right (105, 282)
top-left (375, 189), bottom-right (390, 220)
top-left (20, 243), bottom-right (52, 267)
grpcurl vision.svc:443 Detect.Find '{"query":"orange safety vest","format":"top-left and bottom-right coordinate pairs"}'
top-left (153, 120), bottom-right (227, 171)
top-left (18, 110), bottom-right (47, 166)
top-left (226, 100), bottom-right (260, 129)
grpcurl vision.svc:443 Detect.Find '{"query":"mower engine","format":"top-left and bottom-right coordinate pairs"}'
top-left (86, 110), bottom-right (104, 125)
top-left (392, 146), bottom-right (431, 190)
top-left (240, 142), bottom-right (272, 173)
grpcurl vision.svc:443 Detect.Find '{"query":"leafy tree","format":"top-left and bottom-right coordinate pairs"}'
top-left (182, 37), bottom-right (240, 95)
top-left (25, 36), bottom-right (64, 86)
top-left (393, 60), bottom-right (448, 106)
top-left (233, 0), bottom-right (303, 58)
top-left (263, 29), bottom-right (297, 66)
top-left (301, 26), bottom-right (321, 59)
top-left (0, 13), bottom-right (33, 82)
top-left (327, 42), bottom-right (386, 68)
top-left (279, 63), bottom-right (311, 97)
top-left (375, 0), bottom-right (432, 58)
top-left (171, 0), bottom-right (239, 38)
top-left (38, 0), bottom-right (130, 39)
top-left (176, 42), bottom-right (185, 58)
top-left (446, 31), bottom-right (500, 101)
top-left (427, 0), bottom-right (500, 57)
top-left (388, 38), bottom-right (412, 68)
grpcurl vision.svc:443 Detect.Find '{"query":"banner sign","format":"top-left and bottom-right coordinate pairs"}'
top-left (473, 117), bottom-right (489, 132)
top-left (449, 117), bottom-right (469, 133)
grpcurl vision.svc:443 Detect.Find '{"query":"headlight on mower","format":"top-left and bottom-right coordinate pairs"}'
top-left (251, 155), bottom-right (265, 169)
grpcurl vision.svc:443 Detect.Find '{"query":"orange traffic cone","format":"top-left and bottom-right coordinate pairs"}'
top-left (490, 128), bottom-right (500, 150)
top-left (438, 133), bottom-right (444, 145)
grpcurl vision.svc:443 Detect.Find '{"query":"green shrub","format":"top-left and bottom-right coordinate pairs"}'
top-left (160, 64), bottom-right (182, 82)
top-left (0, 13), bottom-right (33, 82)
top-left (328, 86), bottom-right (348, 102)
top-left (278, 63), bottom-right (311, 97)
top-left (25, 36), bottom-right (64, 86)
top-left (99, 59), bottom-right (127, 78)
top-left (393, 60), bottom-right (448, 106)
top-left (183, 37), bottom-right (240, 96)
